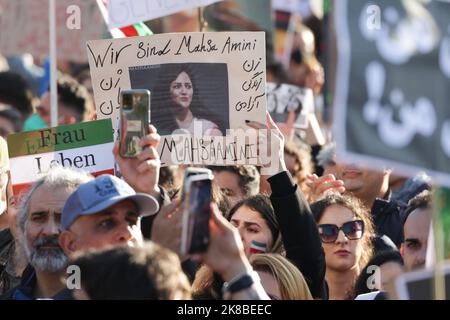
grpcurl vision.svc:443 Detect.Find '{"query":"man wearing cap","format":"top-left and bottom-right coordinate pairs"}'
top-left (1, 124), bottom-right (165, 299)
top-left (59, 174), bottom-right (159, 253)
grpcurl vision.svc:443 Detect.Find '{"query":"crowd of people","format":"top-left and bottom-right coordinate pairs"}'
top-left (0, 7), bottom-right (437, 301)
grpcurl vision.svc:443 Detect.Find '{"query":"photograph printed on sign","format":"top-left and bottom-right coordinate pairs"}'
top-left (129, 63), bottom-right (229, 136)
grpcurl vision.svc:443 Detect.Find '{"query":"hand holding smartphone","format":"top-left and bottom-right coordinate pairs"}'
top-left (119, 89), bottom-right (151, 158)
top-left (180, 168), bottom-right (214, 256)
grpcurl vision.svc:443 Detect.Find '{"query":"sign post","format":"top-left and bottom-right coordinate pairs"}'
top-left (49, 0), bottom-right (58, 127)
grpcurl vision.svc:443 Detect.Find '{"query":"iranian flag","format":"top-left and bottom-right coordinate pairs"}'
top-left (7, 119), bottom-right (115, 196)
top-left (96, 0), bottom-right (153, 38)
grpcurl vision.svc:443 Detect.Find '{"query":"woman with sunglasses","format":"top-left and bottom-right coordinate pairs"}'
top-left (193, 113), bottom-right (327, 300)
top-left (311, 193), bottom-right (375, 300)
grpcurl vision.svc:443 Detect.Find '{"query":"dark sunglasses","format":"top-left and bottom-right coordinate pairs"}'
top-left (318, 220), bottom-right (365, 243)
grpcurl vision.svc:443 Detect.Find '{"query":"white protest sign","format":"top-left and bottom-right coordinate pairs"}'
top-left (0, 0), bottom-right (106, 62)
top-left (87, 32), bottom-right (267, 166)
top-left (272, 0), bottom-right (311, 15)
top-left (266, 82), bottom-right (314, 129)
top-left (107, 0), bottom-right (221, 28)
top-left (7, 119), bottom-right (115, 196)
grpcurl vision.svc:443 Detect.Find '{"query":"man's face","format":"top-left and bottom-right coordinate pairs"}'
top-left (334, 163), bottom-right (386, 198)
top-left (403, 207), bottom-right (432, 271)
top-left (212, 171), bottom-right (245, 207)
top-left (23, 185), bottom-right (71, 272)
top-left (62, 200), bottom-right (143, 254)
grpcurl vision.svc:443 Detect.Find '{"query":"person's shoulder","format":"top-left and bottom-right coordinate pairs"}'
top-left (194, 118), bottom-right (222, 135)
top-left (0, 229), bottom-right (13, 248)
top-left (195, 118), bottom-right (218, 128)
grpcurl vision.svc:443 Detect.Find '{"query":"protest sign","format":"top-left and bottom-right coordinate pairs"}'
top-left (334, 0), bottom-right (450, 187)
top-left (266, 82), bottom-right (314, 129)
top-left (7, 119), bottom-right (115, 195)
top-left (0, 0), bottom-right (106, 62)
top-left (272, 0), bottom-right (312, 15)
top-left (87, 32), bottom-right (267, 166)
top-left (107, 0), bottom-right (221, 29)
top-left (394, 262), bottom-right (450, 300)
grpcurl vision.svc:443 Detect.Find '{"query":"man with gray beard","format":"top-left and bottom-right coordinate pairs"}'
top-left (0, 167), bottom-right (93, 300)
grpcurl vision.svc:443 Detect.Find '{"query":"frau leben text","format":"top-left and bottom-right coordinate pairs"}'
top-left (35, 153), bottom-right (96, 174)
top-left (25, 128), bottom-right (87, 154)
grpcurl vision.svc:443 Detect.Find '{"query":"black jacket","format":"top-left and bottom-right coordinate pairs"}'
top-left (0, 265), bottom-right (74, 300)
top-left (371, 191), bottom-right (406, 248)
top-left (268, 171), bottom-right (328, 299)
top-left (0, 229), bottom-right (21, 295)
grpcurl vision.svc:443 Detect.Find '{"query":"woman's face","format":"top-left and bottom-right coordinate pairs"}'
top-left (170, 71), bottom-right (193, 109)
top-left (318, 204), bottom-right (363, 272)
top-left (230, 205), bottom-right (273, 257)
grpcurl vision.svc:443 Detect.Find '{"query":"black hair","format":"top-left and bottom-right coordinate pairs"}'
top-left (0, 71), bottom-right (34, 118)
top-left (151, 64), bottom-right (214, 135)
top-left (0, 106), bottom-right (23, 132)
top-left (208, 165), bottom-right (260, 198)
top-left (352, 250), bottom-right (404, 297)
top-left (72, 242), bottom-right (190, 299)
top-left (56, 74), bottom-right (93, 121)
top-left (228, 194), bottom-right (279, 245)
top-left (402, 189), bottom-right (432, 227)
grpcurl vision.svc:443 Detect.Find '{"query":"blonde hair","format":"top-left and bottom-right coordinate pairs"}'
top-left (250, 253), bottom-right (313, 300)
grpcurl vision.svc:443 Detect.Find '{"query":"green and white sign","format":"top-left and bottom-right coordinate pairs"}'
top-left (334, 0), bottom-right (450, 187)
top-left (7, 119), bottom-right (115, 195)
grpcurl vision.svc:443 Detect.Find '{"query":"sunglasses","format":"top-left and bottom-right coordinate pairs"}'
top-left (317, 220), bottom-right (364, 243)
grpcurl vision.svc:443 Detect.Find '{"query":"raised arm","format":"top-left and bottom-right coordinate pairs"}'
top-left (247, 113), bottom-right (327, 299)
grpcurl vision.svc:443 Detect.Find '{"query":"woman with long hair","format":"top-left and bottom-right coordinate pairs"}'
top-left (192, 113), bottom-right (327, 300)
top-left (311, 193), bottom-right (375, 299)
top-left (152, 64), bottom-right (222, 136)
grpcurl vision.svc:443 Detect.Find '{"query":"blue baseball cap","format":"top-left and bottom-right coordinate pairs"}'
top-left (61, 175), bottom-right (159, 230)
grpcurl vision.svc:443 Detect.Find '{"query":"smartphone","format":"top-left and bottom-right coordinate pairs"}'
top-left (181, 167), bottom-right (213, 195)
top-left (180, 173), bottom-right (213, 255)
top-left (119, 89), bottom-right (151, 158)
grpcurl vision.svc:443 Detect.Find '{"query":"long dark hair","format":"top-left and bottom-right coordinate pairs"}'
top-left (151, 64), bottom-right (208, 135)
top-left (310, 193), bottom-right (375, 271)
top-left (352, 250), bottom-right (404, 298)
top-left (228, 195), bottom-right (282, 253)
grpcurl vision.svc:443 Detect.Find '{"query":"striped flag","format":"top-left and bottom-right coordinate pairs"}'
top-left (7, 119), bottom-right (115, 196)
top-left (249, 240), bottom-right (268, 255)
top-left (96, 0), bottom-right (153, 38)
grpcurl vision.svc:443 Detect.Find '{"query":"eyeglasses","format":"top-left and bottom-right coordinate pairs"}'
top-left (317, 220), bottom-right (364, 243)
